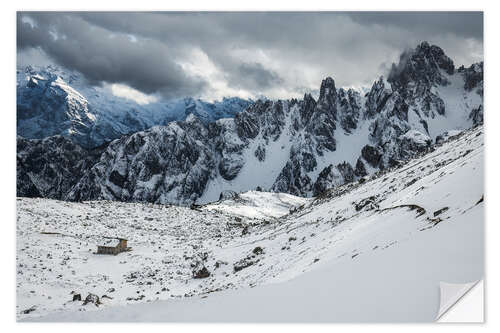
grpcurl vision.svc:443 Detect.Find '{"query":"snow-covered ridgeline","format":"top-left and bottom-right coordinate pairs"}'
top-left (17, 65), bottom-right (252, 148)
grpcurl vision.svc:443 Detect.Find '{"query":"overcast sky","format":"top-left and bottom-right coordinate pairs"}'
top-left (17, 12), bottom-right (483, 102)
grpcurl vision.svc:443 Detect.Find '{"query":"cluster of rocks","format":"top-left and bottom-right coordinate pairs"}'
top-left (233, 247), bottom-right (264, 272)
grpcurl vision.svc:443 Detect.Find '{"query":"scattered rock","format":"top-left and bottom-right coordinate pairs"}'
top-left (234, 258), bottom-right (258, 272)
top-left (354, 196), bottom-right (379, 212)
top-left (219, 190), bottom-right (239, 201)
top-left (433, 207), bottom-right (449, 217)
top-left (193, 266), bottom-right (211, 279)
top-left (215, 260), bottom-right (228, 269)
top-left (241, 225), bottom-right (249, 235)
top-left (21, 306), bottom-right (36, 314)
top-left (252, 246), bottom-right (264, 255)
top-left (82, 293), bottom-right (101, 306)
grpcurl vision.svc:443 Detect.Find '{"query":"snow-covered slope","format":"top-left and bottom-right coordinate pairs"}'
top-left (17, 65), bottom-right (252, 148)
top-left (17, 125), bottom-right (483, 321)
top-left (204, 190), bottom-right (310, 219)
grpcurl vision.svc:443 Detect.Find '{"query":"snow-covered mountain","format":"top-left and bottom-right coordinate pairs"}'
top-left (17, 124), bottom-right (483, 321)
top-left (17, 65), bottom-right (252, 148)
top-left (17, 42), bottom-right (483, 205)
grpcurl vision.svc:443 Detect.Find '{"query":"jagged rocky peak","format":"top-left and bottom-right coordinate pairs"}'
top-left (301, 77), bottom-right (339, 155)
top-left (17, 64), bottom-right (253, 148)
top-left (17, 41), bottom-right (484, 206)
top-left (300, 93), bottom-right (317, 124)
top-left (364, 76), bottom-right (392, 119)
top-left (458, 61), bottom-right (483, 96)
top-left (388, 41), bottom-right (455, 90)
top-left (234, 99), bottom-right (286, 143)
top-left (17, 67), bottom-right (96, 144)
top-left (337, 88), bottom-right (362, 133)
top-left (68, 123), bottom-right (215, 205)
top-left (316, 77), bottom-right (338, 116)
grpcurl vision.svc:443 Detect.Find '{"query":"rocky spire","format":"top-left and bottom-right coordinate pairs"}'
top-left (388, 41), bottom-right (455, 90)
top-left (317, 77), bottom-right (337, 113)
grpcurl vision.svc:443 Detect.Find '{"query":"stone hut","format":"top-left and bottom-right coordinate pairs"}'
top-left (97, 238), bottom-right (130, 255)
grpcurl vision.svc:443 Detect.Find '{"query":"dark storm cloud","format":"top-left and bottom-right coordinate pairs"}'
top-left (347, 12), bottom-right (483, 40)
top-left (229, 62), bottom-right (284, 90)
top-left (17, 12), bottom-right (483, 100)
top-left (17, 13), bottom-right (206, 99)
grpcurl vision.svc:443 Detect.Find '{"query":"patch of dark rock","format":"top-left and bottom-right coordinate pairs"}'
top-left (190, 203), bottom-right (203, 211)
top-left (82, 293), bottom-right (101, 306)
top-left (476, 195), bottom-right (484, 205)
top-left (219, 190), bottom-right (239, 201)
top-left (193, 266), bottom-right (211, 279)
top-left (433, 207), bottom-right (449, 217)
top-left (241, 225), bottom-right (249, 235)
top-left (126, 295), bottom-right (145, 301)
top-left (21, 306), bottom-right (36, 314)
top-left (361, 145), bottom-right (382, 168)
top-left (72, 294), bottom-right (82, 301)
top-left (234, 258), bottom-right (258, 272)
top-left (234, 247), bottom-right (264, 272)
top-left (313, 258), bottom-right (320, 263)
top-left (354, 196), bottom-right (379, 212)
top-left (405, 178), bottom-right (418, 187)
top-left (215, 260), bottom-right (227, 269)
top-left (252, 246), bottom-right (264, 255)
top-left (427, 217), bottom-right (443, 226)
top-left (462, 149), bottom-right (473, 157)
top-left (378, 204), bottom-right (426, 217)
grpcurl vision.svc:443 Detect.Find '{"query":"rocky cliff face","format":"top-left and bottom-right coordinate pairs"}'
top-left (17, 42), bottom-right (484, 205)
top-left (17, 136), bottom-right (104, 199)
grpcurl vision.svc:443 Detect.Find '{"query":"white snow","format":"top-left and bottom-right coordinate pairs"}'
top-left (426, 72), bottom-right (482, 139)
top-left (310, 120), bottom-right (372, 181)
top-left (204, 191), bottom-right (310, 220)
top-left (198, 104), bottom-right (297, 203)
top-left (18, 125), bottom-right (484, 322)
top-left (400, 129), bottom-right (431, 145)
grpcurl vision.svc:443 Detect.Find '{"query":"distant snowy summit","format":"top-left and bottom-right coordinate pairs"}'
top-left (17, 42), bottom-right (483, 205)
top-left (17, 65), bottom-right (252, 148)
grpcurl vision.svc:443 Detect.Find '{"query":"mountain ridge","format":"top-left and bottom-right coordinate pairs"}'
top-left (17, 42), bottom-right (484, 205)
top-left (17, 64), bottom-right (252, 148)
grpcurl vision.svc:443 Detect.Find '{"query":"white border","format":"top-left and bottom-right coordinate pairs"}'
top-left (2, 1), bottom-right (497, 332)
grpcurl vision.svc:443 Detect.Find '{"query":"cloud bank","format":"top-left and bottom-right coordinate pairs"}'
top-left (17, 12), bottom-right (483, 101)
